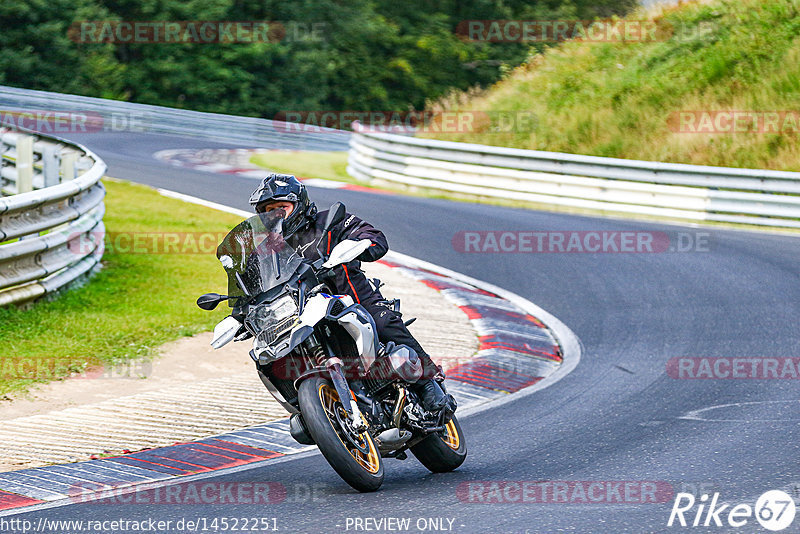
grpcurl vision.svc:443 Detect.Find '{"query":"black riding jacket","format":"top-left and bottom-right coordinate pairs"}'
top-left (288, 209), bottom-right (388, 306)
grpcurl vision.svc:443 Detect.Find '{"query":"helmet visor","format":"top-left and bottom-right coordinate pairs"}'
top-left (255, 199), bottom-right (296, 216)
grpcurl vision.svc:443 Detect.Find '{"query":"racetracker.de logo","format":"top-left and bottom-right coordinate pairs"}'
top-left (68, 231), bottom-right (242, 255)
top-left (1, 109), bottom-right (145, 134)
top-left (668, 111), bottom-right (800, 134)
top-left (272, 110), bottom-right (537, 134)
top-left (456, 481), bottom-right (674, 504)
top-left (69, 21), bottom-right (326, 44)
top-left (456, 20), bottom-right (667, 43)
top-left (667, 357), bottom-right (800, 379)
top-left (452, 231), bottom-right (712, 253)
top-left (453, 231), bottom-right (669, 253)
top-left (68, 481), bottom-right (286, 504)
top-left (1, 110), bottom-right (103, 133)
top-left (0, 357), bottom-right (152, 380)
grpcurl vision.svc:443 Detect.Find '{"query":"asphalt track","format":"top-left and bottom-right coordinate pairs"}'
top-left (11, 131), bottom-right (800, 533)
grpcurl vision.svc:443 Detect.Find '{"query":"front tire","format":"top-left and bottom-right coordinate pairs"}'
top-left (298, 377), bottom-right (384, 492)
top-left (410, 415), bottom-right (467, 473)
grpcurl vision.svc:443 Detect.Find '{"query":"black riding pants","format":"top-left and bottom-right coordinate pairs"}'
top-left (362, 300), bottom-right (440, 379)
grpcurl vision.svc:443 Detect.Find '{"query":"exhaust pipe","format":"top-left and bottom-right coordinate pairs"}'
top-left (376, 428), bottom-right (412, 450)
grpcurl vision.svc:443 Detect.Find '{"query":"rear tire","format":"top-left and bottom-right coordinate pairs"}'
top-left (410, 415), bottom-right (467, 473)
top-left (298, 377), bottom-right (384, 492)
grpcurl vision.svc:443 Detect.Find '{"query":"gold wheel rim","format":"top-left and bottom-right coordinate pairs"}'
top-left (318, 384), bottom-right (381, 474)
top-left (442, 419), bottom-right (460, 450)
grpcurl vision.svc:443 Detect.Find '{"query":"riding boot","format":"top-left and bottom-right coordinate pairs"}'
top-left (410, 353), bottom-right (457, 418)
top-left (412, 378), bottom-right (448, 411)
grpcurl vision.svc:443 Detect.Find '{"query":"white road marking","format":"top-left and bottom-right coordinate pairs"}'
top-left (679, 399), bottom-right (800, 422)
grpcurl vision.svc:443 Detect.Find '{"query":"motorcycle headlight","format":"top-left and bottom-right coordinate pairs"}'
top-left (269, 294), bottom-right (298, 322)
top-left (246, 294), bottom-right (299, 346)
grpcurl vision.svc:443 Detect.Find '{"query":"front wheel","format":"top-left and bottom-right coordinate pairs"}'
top-left (409, 415), bottom-right (467, 473)
top-left (298, 377), bottom-right (384, 492)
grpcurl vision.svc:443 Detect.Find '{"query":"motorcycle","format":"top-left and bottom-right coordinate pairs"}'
top-left (196, 203), bottom-right (466, 492)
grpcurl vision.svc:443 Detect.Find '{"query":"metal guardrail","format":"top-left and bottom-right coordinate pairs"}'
top-left (0, 128), bottom-right (106, 306)
top-left (0, 85), bottom-right (350, 151)
top-left (347, 122), bottom-right (800, 229)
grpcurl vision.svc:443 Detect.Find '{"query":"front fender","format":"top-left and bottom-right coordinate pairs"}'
top-left (293, 366), bottom-right (331, 390)
top-left (276, 325), bottom-right (314, 360)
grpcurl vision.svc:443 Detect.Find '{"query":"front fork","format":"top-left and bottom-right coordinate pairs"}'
top-left (326, 358), bottom-right (368, 432)
top-left (305, 331), bottom-right (368, 433)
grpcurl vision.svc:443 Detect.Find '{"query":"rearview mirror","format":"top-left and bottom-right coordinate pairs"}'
top-left (196, 293), bottom-right (229, 310)
top-left (324, 202), bottom-right (346, 231)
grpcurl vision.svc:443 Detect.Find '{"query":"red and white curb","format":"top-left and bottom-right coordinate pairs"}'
top-left (0, 193), bottom-right (580, 514)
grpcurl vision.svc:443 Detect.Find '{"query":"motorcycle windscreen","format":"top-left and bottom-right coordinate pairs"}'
top-left (216, 212), bottom-right (303, 306)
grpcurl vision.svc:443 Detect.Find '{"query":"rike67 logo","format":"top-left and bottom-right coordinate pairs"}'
top-left (668, 490), bottom-right (796, 531)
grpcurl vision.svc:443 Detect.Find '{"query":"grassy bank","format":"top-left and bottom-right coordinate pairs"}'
top-left (249, 150), bottom-right (353, 183)
top-left (423, 0), bottom-right (800, 171)
top-left (0, 179), bottom-right (242, 397)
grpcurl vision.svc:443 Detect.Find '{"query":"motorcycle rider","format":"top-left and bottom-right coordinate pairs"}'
top-left (248, 173), bottom-right (456, 417)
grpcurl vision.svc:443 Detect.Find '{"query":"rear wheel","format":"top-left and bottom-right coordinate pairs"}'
top-left (409, 415), bottom-right (467, 473)
top-left (298, 377), bottom-right (384, 492)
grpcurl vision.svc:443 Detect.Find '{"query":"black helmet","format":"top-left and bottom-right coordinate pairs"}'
top-left (249, 174), bottom-right (316, 237)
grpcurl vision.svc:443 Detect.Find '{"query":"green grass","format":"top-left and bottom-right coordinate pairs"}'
top-left (422, 0), bottom-right (800, 172)
top-left (0, 179), bottom-right (243, 397)
top-left (249, 150), bottom-right (354, 183)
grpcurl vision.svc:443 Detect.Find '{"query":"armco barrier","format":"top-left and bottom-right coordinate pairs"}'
top-left (0, 85), bottom-right (350, 151)
top-left (0, 128), bottom-right (106, 306)
top-left (6, 85), bottom-right (797, 229)
top-left (347, 122), bottom-right (800, 229)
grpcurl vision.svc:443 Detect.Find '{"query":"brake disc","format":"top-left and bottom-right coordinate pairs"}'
top-left (332, 401), bottom-right (370, 454)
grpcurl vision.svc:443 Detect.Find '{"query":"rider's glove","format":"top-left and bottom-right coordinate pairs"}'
top-left (434, 364), bottom-right (446, 383)
top-left (318, 267), bottom-right (336, 283)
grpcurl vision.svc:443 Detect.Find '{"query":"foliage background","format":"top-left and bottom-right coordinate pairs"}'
top-left (422, 0), bottom-right (800, 171)
top-left (0, 0), bottom-right (635, 118)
